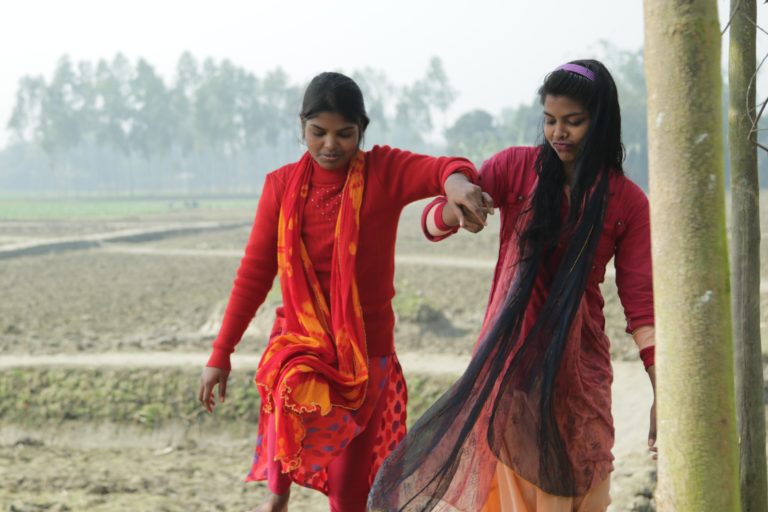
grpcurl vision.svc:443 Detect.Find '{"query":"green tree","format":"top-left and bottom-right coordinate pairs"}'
top-left (38, 56), bottom-right (84, 158)
top-left (644, 1), bottom-right (741, 510)
top-left (92, 54), bottom-right (133, 156)
top-left (129, 59), bottom-right (174, 160)
top-left (444, 109), bottom-right (500, 164)
top-left (7, 76), bottom-right (45, 143)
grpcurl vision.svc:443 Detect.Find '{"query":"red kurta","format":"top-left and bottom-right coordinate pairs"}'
top-left (476, 146), bottom-right (654, 337)
top-left (429, 145), bottom-right (654, 497)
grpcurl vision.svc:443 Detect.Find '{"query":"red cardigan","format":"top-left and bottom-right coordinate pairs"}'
top-left (207, 145), bottom-right (477, 370)
top-left (425, 146), bottom-right (654, 335)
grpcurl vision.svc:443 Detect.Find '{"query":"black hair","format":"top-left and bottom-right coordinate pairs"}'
top-left (485, 58), bottom-right (624, 495)
top-left (368, 60), bottom-right (626, 510)
top-left (300, 72), bottom-right (370, 144)
top-left (523, 59), bottom-right (624, 251)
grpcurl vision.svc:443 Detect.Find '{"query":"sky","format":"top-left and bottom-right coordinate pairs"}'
top-left (0, 0), bottom-right (763, 149)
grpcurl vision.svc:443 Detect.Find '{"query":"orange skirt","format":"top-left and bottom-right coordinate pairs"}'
top-left (481, 463), bottom-right (611, 512)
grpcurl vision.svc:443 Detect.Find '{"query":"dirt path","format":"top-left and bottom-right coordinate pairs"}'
top-left (0, 222), bottom-right (246, 260)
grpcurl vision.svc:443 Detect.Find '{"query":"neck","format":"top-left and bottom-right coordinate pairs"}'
top-left (563, 162), bottom-right (575, 186)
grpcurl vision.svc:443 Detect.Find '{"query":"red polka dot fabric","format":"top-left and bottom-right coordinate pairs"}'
top-left (245, 354), bottom-right (408, 495)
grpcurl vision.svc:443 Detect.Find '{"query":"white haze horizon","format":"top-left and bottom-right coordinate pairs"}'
top-left (0, 0), bottom-right (763, 150)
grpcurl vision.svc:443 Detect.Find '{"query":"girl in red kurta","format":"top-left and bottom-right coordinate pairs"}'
top-left (369, 61), bottom-right (656, 512)
top-left (197, 72), bottom-right (485, 512)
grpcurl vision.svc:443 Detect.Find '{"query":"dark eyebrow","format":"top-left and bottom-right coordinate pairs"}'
top-left (307, 123), bottom-right (357, 131)
top-left (543, 111), bottom-right (587, 118)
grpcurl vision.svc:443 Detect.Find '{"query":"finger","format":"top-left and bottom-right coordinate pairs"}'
top-left (206, 390), bottom-right (217, 413)
top-left (461, 202), bottom-right (488, 227)
top-left (219, 374), bottom-right (228, 403)
top-left (202, 382), bottom-right (214, 413)
top-left (450, 203), bottom-right (466, 228)
top-left (482, 192), bottom-right (495, 215)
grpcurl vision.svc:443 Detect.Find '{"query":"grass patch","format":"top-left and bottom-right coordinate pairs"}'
top-left (1, 367), bottom-right (455, 429)
top-left (0, 197), bottom-right (256, 220)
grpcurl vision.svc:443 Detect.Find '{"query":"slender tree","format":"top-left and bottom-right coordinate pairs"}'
top-left (644, 1), bottom-right (741, 510)
top-left (728, 1), bottom-right (768, 510)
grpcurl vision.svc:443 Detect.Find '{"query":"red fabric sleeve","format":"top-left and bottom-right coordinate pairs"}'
top-left (614, 182), bottom-right (655, 334)
top-left (477, 146), bottom-right (539, 208)
top-left (367, 145), bottom-right (477, 206)
top-left (207, 173), bottom-right (281, 370)
top-left (477, 154), bottom-right (505, 207)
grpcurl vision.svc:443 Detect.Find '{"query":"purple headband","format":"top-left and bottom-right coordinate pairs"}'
top-left (556, 63), bottom-right (595, 81)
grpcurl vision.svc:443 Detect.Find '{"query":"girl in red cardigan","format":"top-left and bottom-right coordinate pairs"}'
top-left (370, 60), bottom-right (656, 512)
top-left (197, 72), bottom-right (486, 512)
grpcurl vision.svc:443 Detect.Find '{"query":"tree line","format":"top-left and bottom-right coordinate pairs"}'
top-left (1, 46), bottom-right (763, 194)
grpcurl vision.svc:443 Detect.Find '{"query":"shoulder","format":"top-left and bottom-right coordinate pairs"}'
top-left (365, 144), bottom-right (399, 161)
top-left (483, 146), bottom-right (538, 176)
top-left (609, 172), bottom-right (648, 209)
top-left (480, 146), bottom-right (539, 196)
top-left (265, 159), bottom-right (303, 191)
top-left (488, 146), bottom-right (540, 165)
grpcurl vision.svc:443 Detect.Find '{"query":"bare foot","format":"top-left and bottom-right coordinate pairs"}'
top-left (249, 490), bottom-right (290, 512)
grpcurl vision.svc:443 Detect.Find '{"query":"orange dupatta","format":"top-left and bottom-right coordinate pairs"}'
top-left (255, 150), bottom-right (369, 472)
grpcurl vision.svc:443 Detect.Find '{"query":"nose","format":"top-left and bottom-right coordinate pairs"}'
top-left (322, 134), bottom-right (339, 150)
top-left (554, 123), bottom-right (568, 140)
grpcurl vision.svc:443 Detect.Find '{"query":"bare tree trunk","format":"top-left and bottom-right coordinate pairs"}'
top-left (729, 1), bottom-right (768, 510)
top-left (644, 1), bottom-right (741, 510)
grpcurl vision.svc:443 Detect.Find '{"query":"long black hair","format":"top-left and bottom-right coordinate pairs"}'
top-left (300, 72), bottom-right (370, 146)
top-left (368, 60), bottom-right (625, 510)
top-left (484, 59), bottom-right (625, 495)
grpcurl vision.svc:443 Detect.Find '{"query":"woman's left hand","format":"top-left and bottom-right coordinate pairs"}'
top-left (444, 173), bottom-right (492, 229)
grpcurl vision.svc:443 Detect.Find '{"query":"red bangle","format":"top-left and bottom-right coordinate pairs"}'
top-left (434, 200), bottom-right (457, 232)
top-left (639, 345), bottom-right (655, 370)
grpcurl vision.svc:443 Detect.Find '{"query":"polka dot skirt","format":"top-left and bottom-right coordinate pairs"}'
top-left (245, 354), bottom-right (408, 495)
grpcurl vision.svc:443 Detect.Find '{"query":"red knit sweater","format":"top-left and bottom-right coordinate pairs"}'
top-left (207, 145), bottom-right (477, 370)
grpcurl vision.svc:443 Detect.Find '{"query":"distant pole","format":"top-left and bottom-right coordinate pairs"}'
top-left (644, 1), bottom-right (741, 510)
top-left (728, 0), bottom-right (768, 510)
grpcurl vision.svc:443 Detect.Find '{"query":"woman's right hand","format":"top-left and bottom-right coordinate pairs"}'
top-left (459, 192), bottom-right (494, 233)
top-left (198, 366), bottom-right (230, 413)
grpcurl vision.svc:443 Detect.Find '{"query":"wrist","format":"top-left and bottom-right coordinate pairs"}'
top-left (435, 201), bottom-right (459, 230)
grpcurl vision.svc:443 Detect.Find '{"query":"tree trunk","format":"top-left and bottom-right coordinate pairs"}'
top-left (729, 1), bottom-right (767, 510)
top-left (644, 1), bottom-right (741, 510)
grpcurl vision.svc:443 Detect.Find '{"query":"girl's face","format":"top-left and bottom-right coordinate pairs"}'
top-left (303, 111), bottom-right (360, 171)
top-left (543, 95), bottom-right (590, 174)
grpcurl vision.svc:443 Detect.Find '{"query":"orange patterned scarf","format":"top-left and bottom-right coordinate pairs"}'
top-left (255, 150), bottom-right (368, 472)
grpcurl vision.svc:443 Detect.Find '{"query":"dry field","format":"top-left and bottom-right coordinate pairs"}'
top-left (5, 193), bottom-right (762, 511)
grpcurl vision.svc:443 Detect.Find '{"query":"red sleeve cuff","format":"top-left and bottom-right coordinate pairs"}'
top-left (639, 345), bottom-right (655, 370)
top-left (440, 164), bottom-right (478, 189)
top-left (207, 348), bottom-right (233, 371)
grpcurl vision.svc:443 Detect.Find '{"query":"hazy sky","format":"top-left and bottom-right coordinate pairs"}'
top-left (0, 0), bottom-right (762, 148)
